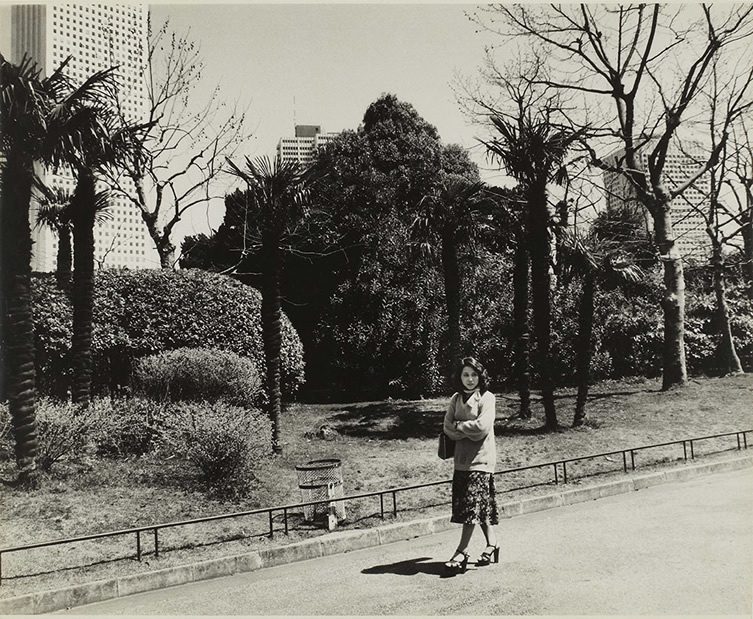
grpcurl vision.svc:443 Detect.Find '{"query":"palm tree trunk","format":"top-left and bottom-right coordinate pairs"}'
top-left (512, 230), bottom-right (531, 418)
top-left (56, 225), bottom-right (72, 293)
top-left (573, 272), bottom-right (595, 427)
top-left (711, 247), bottom-right (743, 375)
top-left (441, 231), bottom-right (461, 386)
top-left (527, 183), bottom-right (557, 429)
top-left (262, 234), bottom-right (284, 454)
top-left (71, 168), bottom-right (97, 406)
top-left (0, 154), bottom-right (39, 484)
top-left (653, 204), bottom-right (688, 389)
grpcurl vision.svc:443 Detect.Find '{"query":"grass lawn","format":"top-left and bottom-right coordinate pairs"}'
top-left (1, 373), bottom-right (751, 598)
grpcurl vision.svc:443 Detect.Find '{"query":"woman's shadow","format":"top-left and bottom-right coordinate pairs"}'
top-left (362, 556), bottom-right (464, 578)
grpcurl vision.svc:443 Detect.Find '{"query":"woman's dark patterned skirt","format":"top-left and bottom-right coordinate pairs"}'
top-left (451, 470), bottom-right (499, 525)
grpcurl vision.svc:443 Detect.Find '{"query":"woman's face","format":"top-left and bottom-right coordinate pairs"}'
top-left (461, 366), bottom-right (479, 391)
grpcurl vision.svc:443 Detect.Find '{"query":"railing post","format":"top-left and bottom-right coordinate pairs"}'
top-left (737, 433), bottom-right (741, 451)
top-left (682, 441), bottom-right (688, 461)
top-left (380, 493), bottom-right (385, 519)
top-left (690, 441), bottom-right (695, 460)
top-left (283, 508), bottom-right (289, 535)
top-left (392, 491), bottom-right (397, 517)
top-left (154, 528), bottom-right (159, 558)
top-left (563, 462), bottom-right (568, 484)
top-left (630, 450), bottom-right (636, 471)
top-left (136, 531), bottom-right (142, 561)
top-left (1, 551), bottom-right (3, 587)
top-left (622, 451), bottom-right (628, 473)
top-left (268, 510), bottom-right (274, 539)
top-left (553, 463), bottom-right (559, 485)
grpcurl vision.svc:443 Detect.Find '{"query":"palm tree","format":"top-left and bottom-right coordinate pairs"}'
top-left (511, 209), bottom-right (532, 419)
top-left (35, 188), bottom-right (74, 292)
top-left (559, 231), bottom-right (642, 426)
top-left (1, 54), bottom-right (81, 483)
top-left (411, 173), bottom-right (488, 381)
top-left (226, 156), bottom-right (315, 454)
top-left (483, 110), bottom-right (584, 430)
top-left (65, 104), bottom-right (128, 406)
top-left (1, 53), bottom-right (118, 481)
top-left (35, 187), bottom-right (112, 294)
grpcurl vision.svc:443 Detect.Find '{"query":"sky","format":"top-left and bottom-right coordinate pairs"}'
top-left (147, 2), bottom-right (508, 244)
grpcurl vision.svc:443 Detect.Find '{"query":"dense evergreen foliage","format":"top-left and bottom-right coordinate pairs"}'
top-left (30, 269), bottom-right (305, 397)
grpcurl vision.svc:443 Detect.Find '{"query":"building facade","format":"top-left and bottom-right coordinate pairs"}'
top-left (602, 141), bottom-right (711, 260)
top-left (276, 125), bottom-right (338, 166)
top-left (1, 3), bottom-right (157, 271)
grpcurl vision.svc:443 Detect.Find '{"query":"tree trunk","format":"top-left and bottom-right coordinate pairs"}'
top-left (527, 183), bottom-right (558, 429)
top-left (141, 208), bottom-right (176, 270)
top-left (261, 234), bottom-right (283, 454)
top-left (512, 229), bottom-right (531, 418)
top-left (71, 168), bottom-right (97, 406)
top-left (573, 272), bottom-right (595, 427)
top-left (0, 153), bottom-right (39, 485)
top-left (742, 189), bottom-right (753, 290)
top-left (441, 231), bottom-right (461, 387)
top-left (56, 225), bottom-right (72, 294)
top-left (158, 240), bottom-right (176, 269)
top-left (652, 204), bottom-right (688, 389)
top-left (711, 246), bottom-right (743, 375)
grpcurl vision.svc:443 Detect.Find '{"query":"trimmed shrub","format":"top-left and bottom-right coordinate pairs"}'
top-left (133, 348), bottom-right (263, 408)
top-left (30, 276), bottom-right (73, 398)
top-left (165, 401), bottom-right (272, 500)
top-left (31, 269), bottom-right (305, 397)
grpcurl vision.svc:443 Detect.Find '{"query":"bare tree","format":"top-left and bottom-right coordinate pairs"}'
top-left (728, 113), bottom-right (753, 288)
top-left (676, 57), bottom-right (753, 374)
top-left (472, 3), bottom-right (753, 389)
top-left (104, 19), bottom-right (250, 268)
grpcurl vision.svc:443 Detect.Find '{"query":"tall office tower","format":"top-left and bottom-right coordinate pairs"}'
top-left (0, 3), bottom-right (157, 271)
top-left (602, 140), bottom-right (711, 260)
top-left (277, 125), bottom-right (338, 166)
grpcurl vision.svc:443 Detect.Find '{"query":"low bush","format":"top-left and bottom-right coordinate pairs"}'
top-left (1, 399), bottom-right (110, 471)
top-left (35, 400), bottom-right (105, 470)
top-left (133, 348), bottom-right (263, 408)
top-left (0, 404), bottom-right (11, 461)
top-left (93, 397), bottom-right (169, 457)
top-left (165, 401), bottom-right (272, 500)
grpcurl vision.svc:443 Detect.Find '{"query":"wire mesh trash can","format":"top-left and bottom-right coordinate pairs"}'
top-left (295, 458), bottom-right (346, 523)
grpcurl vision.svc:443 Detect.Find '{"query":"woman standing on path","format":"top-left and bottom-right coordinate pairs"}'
top-left (442, 356), bottom-right (499, 574)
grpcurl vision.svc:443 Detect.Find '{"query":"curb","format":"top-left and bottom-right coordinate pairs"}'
top-left (1, 453), bottom-right (751, 614)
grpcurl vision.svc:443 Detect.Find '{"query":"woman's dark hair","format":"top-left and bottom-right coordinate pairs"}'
top-left (454, 356), bottom-right (489, 394)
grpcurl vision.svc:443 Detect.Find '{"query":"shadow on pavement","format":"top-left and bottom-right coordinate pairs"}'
top-left (362, 556), bottom-right (464, 578)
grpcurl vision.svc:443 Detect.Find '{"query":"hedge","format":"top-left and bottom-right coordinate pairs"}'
top-left (31, 269), bottom-right (305, 397)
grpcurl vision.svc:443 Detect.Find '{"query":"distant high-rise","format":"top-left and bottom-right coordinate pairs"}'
top-left (0, 3), bottom-right (157, 271)
top-left (277, 125), bottom-right (338, 166)
top-left (602, 141), bottom-right (710, 260)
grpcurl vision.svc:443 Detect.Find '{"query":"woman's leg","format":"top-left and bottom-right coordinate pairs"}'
top-left (456, 523), bottom-right (475, 553)
top-left (480, 523), bottom-right (497, 548)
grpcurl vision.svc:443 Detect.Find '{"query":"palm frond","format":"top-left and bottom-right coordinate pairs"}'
top-left (92, 189), bottom-right (114, 224)
top-left (225, 155), bottom-right (314, 238)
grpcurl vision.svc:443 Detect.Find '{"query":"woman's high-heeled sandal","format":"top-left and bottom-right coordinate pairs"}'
top-left (476, 544), bottom-right (500, 566)
top-left (443, 550), bottom-right (470, 574)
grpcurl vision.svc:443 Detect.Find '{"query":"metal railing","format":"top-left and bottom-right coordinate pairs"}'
top-left (0, 428), bottom-right (749, 586)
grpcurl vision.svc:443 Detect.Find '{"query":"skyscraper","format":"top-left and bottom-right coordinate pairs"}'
top-left (602, 141), bottom-right (711, 260)
top-left (277, 125), bottom-right (338, 166)
top-left (0, 3), bottom-right (157, 271)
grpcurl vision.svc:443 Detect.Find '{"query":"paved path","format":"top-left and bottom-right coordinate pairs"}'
top-left (64, 467), bottom-right (753, 615)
